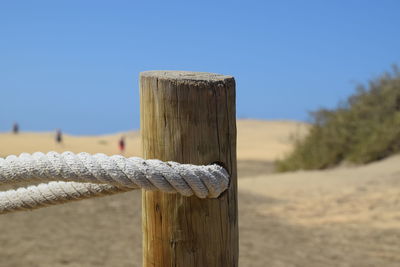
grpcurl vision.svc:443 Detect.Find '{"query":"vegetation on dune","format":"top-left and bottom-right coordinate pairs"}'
top-left (277, 66), bottom-right (400, 171)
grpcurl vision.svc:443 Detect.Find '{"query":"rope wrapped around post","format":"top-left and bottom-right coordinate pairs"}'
top-left (0, 151), bottom-right (230, 214)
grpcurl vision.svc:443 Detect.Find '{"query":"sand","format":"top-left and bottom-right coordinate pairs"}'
top-left (237, 119), bottom-right (309, 161)
top-left (0, 131), bottom-right (141, 158)
top-left (0, 119), bottom-right (307, 161)
top-left (1, 119), bottom-right (400, 266)
top-left (239, 156), bottom-right (400, 266)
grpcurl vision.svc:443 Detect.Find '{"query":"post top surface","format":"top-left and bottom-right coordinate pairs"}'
top-left (140, 70), bottom-right (233, 82)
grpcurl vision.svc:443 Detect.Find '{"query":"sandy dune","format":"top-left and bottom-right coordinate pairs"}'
top-left (240, 155), bottom-right (400, 228)
top-left (1, 120), bottom-right (400, 266)
top-left (238, 155), bottom-right (400, 266)
top-left (0, 131), bottom-right (141, 158)
top-left (0, 119), bottom-right (308, 161)
top-left (237, 119), bottom-right (309, 161)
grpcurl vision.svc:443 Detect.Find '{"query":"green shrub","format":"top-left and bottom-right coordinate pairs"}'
top-left (277, 66), bottom-right (400, 172)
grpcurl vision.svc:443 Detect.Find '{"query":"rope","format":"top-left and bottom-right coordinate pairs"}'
top-left (0, 152), bottom-right (230, 214)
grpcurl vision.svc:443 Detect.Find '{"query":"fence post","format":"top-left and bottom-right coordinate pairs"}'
top-left (140, 71), bottom-right (238, 267)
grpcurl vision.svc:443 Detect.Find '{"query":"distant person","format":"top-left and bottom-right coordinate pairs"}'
top-left (12, 123), bottom-right (19, 134)
top-left (119, 136), bottom-right (125, 154)
top-left (55, 129), bottom-right (63, 144)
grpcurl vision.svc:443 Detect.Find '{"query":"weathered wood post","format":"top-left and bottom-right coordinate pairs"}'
top-left (140, 71), bottom-right (238, 267)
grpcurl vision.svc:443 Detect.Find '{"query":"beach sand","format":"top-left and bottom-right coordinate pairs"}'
top-left (1, 120), bottom-right (400, 266)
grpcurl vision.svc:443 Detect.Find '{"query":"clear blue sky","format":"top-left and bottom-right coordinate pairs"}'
top-left (1, 1), bottom-right (399, 135)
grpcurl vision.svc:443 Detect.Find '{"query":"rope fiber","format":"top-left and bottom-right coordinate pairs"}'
top-left (0, 152), bottom-right (230, 214)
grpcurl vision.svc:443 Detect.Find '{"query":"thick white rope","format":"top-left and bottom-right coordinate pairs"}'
top-left (0, 152), bottom-right (230, 214)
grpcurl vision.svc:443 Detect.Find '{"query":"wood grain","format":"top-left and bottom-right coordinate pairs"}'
top-left (140, 71), bottom-right (238, 267)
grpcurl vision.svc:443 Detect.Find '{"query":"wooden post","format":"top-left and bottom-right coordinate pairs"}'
top-left (140, 71), bottom-right (238, 267)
